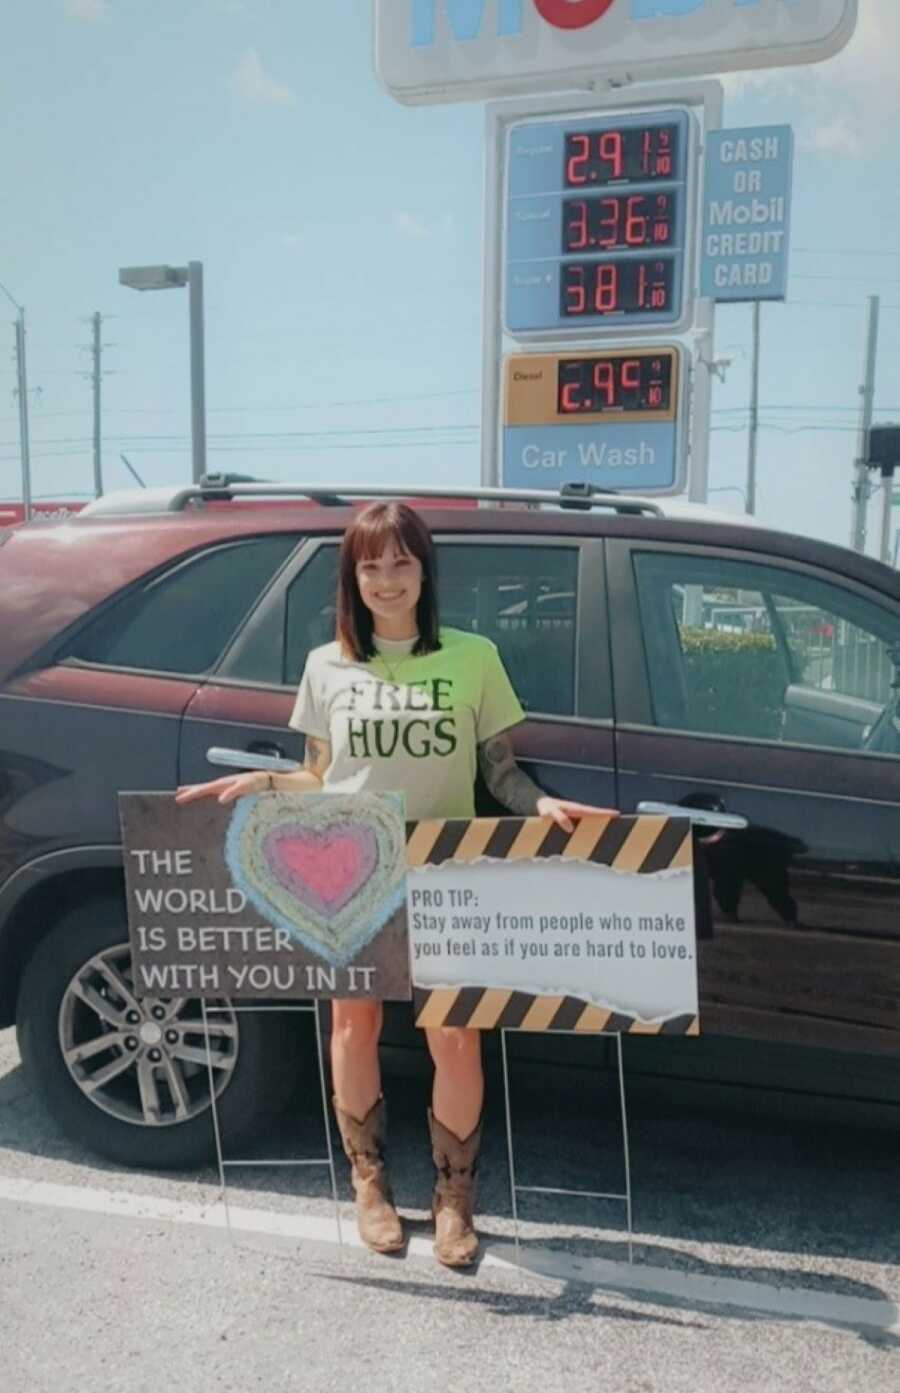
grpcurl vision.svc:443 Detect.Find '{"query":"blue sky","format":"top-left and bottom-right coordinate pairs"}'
top-left (2, 0), bottom-right (898, 558)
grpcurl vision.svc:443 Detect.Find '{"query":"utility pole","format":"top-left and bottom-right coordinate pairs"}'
top-left (850, 295), bottom-right (880, 553)
top-left (14, 313), bottom-right (32, 521)
top-left (1, 280), bottom-right (32, 522)
top-left (91, 311), bottom-right (103, 496)
top-left (746, 300), bottom-right (761, 516)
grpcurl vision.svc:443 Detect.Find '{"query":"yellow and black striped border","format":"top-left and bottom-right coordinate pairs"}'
top-left (406, 815), bottom-right (698, 1036)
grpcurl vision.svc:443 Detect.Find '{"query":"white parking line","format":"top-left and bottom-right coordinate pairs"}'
top-left (1, 1174), bottom-right (897, 1334)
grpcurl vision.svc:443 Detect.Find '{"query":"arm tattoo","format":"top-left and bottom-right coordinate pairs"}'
top-left (477, 732), bottom-right (544, 816)
top-left (303, 736), bottom-right (331, 781)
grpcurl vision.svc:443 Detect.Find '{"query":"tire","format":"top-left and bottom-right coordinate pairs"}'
top-left (16, 893), bottom-right (304, 1170)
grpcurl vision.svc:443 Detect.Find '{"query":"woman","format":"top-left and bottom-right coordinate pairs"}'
top-left (177, 501), bottom-right (616, 1267)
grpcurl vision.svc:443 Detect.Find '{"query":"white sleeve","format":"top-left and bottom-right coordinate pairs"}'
top-left (476, 641), bottom-right (526, 742)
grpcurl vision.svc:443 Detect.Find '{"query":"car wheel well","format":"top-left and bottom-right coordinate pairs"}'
top-left (1, 867), bottom-right (126, 1027)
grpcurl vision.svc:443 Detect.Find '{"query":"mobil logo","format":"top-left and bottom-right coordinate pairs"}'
top-left (411, 0), bottom-right (799, 47)
top-left (412, 0), bottom-right (614, 45)
top-left (378, 0), bottom-right (857, 105)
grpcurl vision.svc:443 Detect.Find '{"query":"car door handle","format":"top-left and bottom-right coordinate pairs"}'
top-left (636, 800), bottom-right (749, 830)
top-left (247, 740), bottom-right (288, 760)
top-left (206, 745), bottom-right (302, 773)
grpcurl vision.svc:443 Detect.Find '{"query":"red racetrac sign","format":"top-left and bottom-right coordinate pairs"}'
top-left (0, 502), bottom-right (87, 527)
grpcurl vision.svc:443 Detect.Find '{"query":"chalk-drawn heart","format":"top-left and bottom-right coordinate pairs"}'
top-left (264, 825), bottom-right (377, 918)
top-left (225, 793), bottom-right (406, 967)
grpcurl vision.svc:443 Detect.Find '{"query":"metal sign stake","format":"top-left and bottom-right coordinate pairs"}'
top-left (500, 1027), bottom-right (634, 1267)
top-left (201, 999), bottom-right (343, 1250)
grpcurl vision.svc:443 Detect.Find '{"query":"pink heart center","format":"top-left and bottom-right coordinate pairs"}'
top-left (263, 824), bottom-right (378, 918)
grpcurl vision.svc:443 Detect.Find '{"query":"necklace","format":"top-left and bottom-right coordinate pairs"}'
top-left (374, 635), bottom-right (418, 686)
top-left (378, 654), bottom-right (409, 686)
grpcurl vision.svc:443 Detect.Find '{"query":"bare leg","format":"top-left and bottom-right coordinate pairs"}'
top-left (329, 1000), bottom-right (401, 1253)
top-left (331, 1000), bottom-right (383, 1119)
top-left (425, 1027), bottom-right (483, 1136)
top-left (425, 1027), bottom-right (483, 1267)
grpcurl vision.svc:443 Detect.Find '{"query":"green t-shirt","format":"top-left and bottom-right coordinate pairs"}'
top-left (289, 627), bottom-right (525, 820)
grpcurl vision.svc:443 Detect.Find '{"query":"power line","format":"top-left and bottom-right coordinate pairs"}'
top-left (792, 274), bottom-right (900, 284)
top-left (0, 385), bottom-right (481, 426)
top-left (0, 437), bottom-right (481, 465)
top-left (792, 247), bottom-right (900, 258)
top-left (0, 422), bottom-right (481, 449)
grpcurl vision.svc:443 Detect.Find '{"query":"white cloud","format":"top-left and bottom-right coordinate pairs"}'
top-left (725, 3), bottom-right (900, 157)
top-left (65, 0), bottom-right (106, 19)
top-left (799, 116), bottom-right (861, 160)
top-left (232, 48), bottom-right (296, 107)
top-left (393, 211), bottom-right (430, 239)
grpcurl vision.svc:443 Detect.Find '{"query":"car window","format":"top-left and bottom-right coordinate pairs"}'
top-left (633, 551), bottom-right (900, 757)
top-left (771, 595), bottom-right (894, 702)
top-left (283, 544), bottom-right (342, 688)
top-left (262, 541), bottom-right (579, 716)
top-left (64, 537), bottom-right (298, 676)
top-left (439, 544), bottom-right (579, 716)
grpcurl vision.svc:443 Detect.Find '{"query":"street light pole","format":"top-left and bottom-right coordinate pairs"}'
top-left (118, 261), bottom-right (207, 486)
top-left (188, 263), bottom-right (207, 485)
top-left (1, 281), bottom-right (32, 522)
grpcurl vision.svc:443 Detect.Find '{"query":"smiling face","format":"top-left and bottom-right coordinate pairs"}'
top-left (337, 501), bottom-right (439, 658)
top-left (355, 540), bottom-right (423, 636)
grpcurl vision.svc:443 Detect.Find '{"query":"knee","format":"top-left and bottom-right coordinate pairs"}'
top-left (427, 1027), bottom-right (482, 1072)
top-left (331, 1001), bottom-right (382, 1052)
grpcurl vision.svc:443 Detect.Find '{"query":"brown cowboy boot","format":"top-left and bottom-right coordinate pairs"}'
top-left (332, 1096), bottom-right (404, 1253)
top-left (428, 1109), bottom-right (483, 1268)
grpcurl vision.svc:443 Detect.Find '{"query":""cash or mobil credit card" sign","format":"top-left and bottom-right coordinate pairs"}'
top-left (700, 126), bottom-right (794, 302)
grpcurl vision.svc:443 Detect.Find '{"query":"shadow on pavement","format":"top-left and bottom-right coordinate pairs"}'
top-left (2, 1032), bottom-right (898, 1347)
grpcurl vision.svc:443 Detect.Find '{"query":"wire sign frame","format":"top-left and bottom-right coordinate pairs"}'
top-left (201, 1000), bottom-right (344, 1248)
top-left (500, 1029), bottom-right (634, 1266)
top-left (201, 1003), bottom-right (635, 1265)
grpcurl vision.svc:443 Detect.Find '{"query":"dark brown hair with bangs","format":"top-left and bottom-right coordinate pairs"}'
top-left (336, 502), bottom-right (441, 661)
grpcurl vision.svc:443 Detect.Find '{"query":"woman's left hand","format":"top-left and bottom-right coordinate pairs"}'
top-left (536, 796), bottom-right (620, 835)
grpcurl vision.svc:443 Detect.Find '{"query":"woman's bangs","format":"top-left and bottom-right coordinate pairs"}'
top-left (351, 508), bottom-right (415, 563)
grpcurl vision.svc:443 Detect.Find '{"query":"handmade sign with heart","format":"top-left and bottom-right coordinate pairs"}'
top-left (225, 792), bottom-right (407, 966)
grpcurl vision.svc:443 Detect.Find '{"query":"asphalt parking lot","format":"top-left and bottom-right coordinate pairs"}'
top-left (1, 1025), bottom-right (898, 1393)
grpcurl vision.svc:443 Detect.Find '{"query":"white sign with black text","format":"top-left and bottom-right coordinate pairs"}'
top-left (410, 855), bottom-right (698, 1025)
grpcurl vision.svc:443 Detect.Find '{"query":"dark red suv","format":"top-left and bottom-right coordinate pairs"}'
top-left (2, 480), bottom-right (898, 1167)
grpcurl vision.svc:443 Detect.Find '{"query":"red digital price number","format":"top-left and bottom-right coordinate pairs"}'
top-left (563, 192), bottom-right (676, 253)
top-left (557, 355), bottom-right (674, 416)
top-left (560, 258), bottom-right (675, 319)
top-left (564, 124), bottom-right (678, 187)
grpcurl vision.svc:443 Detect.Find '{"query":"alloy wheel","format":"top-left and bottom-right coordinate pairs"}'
top-left (58, 943), bottom-right (239, 1127)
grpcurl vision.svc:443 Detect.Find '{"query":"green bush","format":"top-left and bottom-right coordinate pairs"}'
top-left (678, 627), bottom-right (784, 738)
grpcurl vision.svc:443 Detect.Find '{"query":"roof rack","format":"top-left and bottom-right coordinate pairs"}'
top-left (79, 477), bottom-right (665, 519)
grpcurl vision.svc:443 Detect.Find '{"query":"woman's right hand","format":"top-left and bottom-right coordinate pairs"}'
top-left (175, 770), bottom-right (270, 806)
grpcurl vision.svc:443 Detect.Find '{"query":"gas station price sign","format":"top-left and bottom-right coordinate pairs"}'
top-left (504, 109), bottom-right (694, 337)
top-left (557, 351), bottom-right (674, 416)
top-left (503, 348), bottom-right (684, 495)
top-left (564, 122), bottom-right (679, 186)
top-left (563, 191), bottom-right (678, 255)
top-left (560, 257), bottom-right (676, 320)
